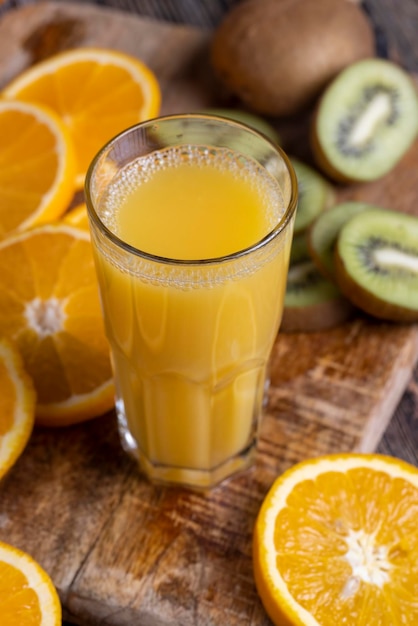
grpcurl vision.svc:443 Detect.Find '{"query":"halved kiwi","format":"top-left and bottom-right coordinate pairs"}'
top-left (199, 108), bottom-right (280, 144)
top-left (308, 201), bottom-right (373, 280)
top-left (312, 59), bottom-right (418, 182)
top-left (335, 208), bottom-right (418, 321)
top-left (281, 235), bottom-right (353, 332)
top-left (291, 158), bottom-right (335, 234)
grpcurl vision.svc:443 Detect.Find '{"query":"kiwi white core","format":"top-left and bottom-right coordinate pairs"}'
top-left (374, 247), bottom-right (418, 273)
top-left (349, 92), bottom-right (393, 149)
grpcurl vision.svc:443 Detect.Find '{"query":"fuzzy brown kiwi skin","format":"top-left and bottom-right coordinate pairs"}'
top-left (334, 247), bottom-right (418, 323)
top-left (210, 0), bottom-right (375, 117)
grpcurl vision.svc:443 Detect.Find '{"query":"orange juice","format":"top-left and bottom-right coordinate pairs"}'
top-left (88, 119), bottom-right (296, 489)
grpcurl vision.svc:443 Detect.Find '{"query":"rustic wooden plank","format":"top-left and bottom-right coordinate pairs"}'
top-left (0, 0), bottom-right (216, 111)
top-left (0, 2), bottom-right (418, 625)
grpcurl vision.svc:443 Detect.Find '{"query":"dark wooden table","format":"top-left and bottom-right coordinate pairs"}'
top-left (0, 1), bottom-right (417, 624)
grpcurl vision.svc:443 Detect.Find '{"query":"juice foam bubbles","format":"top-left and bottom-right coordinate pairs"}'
top-left (92, 145), bottom-right (293, 487)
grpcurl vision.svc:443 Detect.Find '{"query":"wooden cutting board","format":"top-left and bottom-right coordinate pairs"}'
top-left (0, 3), bottom-right (418, 625)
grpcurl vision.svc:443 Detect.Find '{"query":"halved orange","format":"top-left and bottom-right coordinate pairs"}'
top-left (253, 453), bottom-right (418, 626)
top-left (0, 223), bottom-right (114, 426)
top-left (0, 540), bottom-right (61, 625)
top-left (0, 338), bottom-right (35, 480)
top-left (2, 48), bottom-right (161, 187)
top-left (63, 202), bottom-right (89, 230)
top-left (0, 99), bottom-right (76, 240)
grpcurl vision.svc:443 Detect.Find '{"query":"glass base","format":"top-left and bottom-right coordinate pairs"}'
top-left (116, 397), bottom-right (256, 491)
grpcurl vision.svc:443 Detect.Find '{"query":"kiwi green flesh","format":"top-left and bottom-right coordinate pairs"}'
top-left (285, 261), bottom-right (340, 306)
top-left (315, 59), bottom-right (418, 182)
top-left (282, 258), bottom-right (353, 332)
top-left (308, 201), bottom-right (375, 280)
top-left (291, 158), bottom-right (334, 234)
top-left (335, 208), bottom-right (418, 321)
top-left (199, 108), bottom-right (280, 144)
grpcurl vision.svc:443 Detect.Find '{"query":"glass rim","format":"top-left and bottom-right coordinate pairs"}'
top-left (85, 113), bottom-right (298, 267)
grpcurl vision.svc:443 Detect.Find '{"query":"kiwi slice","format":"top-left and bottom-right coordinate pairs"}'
top-left (308, 201), bottom-right (372, 280)
top-left (199, 108), bottom-right (280, 144)
top-left (291, 158), bottom-right (335, 234)
top-left (281, 236), bottom-right (353, 332)
top-left (289, 232), bottom-right (309, 264)
top-left (312, 59), bottom-right (418, 182)
top-left (335, 208), bottom-right (418, 322)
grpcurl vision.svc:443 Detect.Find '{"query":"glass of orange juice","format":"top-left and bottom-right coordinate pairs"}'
top-left (85, 114), bottom-right (297, 490)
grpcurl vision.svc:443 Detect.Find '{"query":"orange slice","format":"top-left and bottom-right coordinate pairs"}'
top-left (0, 223), bottom-right (114, 426)
top-left (253, 453), bottom-right (418, 626)
top-left (3, 48), bottom-right (161, 187)
top-left (0, 99), bottom-right (76, 240)
top-left (63, 202), bottom-right (89, 230)
top-left (0, 540), bottom-right (61, 625)
top-left (0, 338), bottom-right (35, 480)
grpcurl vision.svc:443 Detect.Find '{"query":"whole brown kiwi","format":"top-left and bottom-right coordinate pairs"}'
top-left (210, 0), bottom-right (375, 116)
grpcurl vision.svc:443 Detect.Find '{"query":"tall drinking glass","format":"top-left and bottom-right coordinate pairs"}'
top-left (85, 114), bottom-right (297, 489)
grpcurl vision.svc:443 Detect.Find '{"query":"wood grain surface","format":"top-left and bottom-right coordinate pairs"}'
top-left (0, 2), bottom-right (417, 625)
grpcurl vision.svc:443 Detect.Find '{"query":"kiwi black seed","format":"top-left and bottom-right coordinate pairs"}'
top-left (281, 235), bottom-right (353, 333)
top-left (291, 158), bottom-right (335, 235)
top-left (308, 201), bottom-right (374, 280)
top-left (334, 208), bottom-right (418, 322)
top-left (312, 59), bottom-right (418, 182)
